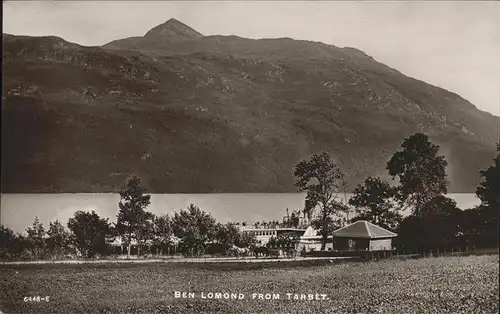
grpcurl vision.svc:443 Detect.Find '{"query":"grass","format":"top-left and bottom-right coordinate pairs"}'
top-left (0, 255), bottom-right (498, 314)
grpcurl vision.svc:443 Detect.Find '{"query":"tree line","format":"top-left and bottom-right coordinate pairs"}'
top-left (1, 132), bottom-right (498, 260)
top-left (0, 177), bottom-right (258, 260)
top-left (295, 132), bottom-right (499, 252)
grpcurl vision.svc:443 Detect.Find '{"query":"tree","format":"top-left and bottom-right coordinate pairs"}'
top-left (172, 204), bottom-right (217, 256)
top-left (137, 212), bottom-right (155, 256)
top-left (395, 195), bottom-right (461, 253)
top-left (420, 195), bottom-right (460, 217)
top-left (116, 176), bottom-right (153, 257)
top-left (215, 223), bottom-right (240, 254)
top-left (26, 217), bottom-right (46, 259)
top-left (387, 133), bottom-right (448, 216)
top-left (396, 212), bottom-right (461, 254)
top-left (474, 144), bottom-right (500, 247)
top-left (1, 226), bottom-right (20, 259)
top-left (294, 152), bottom-right (348, 250)
top-left (349, 176), bottom-right (402, 231)
top-left (476, 144), bottom-right (500, 215)
top-left (46, 220), bottom-right (70, 258)
top-left (67, 210), bottom-right (111, 258)
top-left (456, 208), bottom-right (484, 249)
top-left (1, 226), bottom-right (29, 260)
top-left (0, 225), bottom-right (15, 259)
top-left (153, 214), bottom-right (172, 255)
top-left (237, 231), bottom-right (257, 248)
top-left (290, 211), bottom-right (300, 228)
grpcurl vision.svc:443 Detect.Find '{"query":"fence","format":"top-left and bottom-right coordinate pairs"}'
top-left (303, 246), bottom-right (499, 261)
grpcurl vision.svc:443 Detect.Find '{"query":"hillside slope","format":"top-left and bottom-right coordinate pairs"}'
top-left (2, 20), bottom-right (498, 193)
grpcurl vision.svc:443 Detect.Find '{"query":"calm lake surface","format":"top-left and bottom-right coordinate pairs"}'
top-left (1, 193), bottom-right (480, 234)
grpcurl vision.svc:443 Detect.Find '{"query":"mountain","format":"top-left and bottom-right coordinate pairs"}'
top-left (2, 20), bottom-right (498, 193)
top-left (105, 18), bottom-right (203, 50)
top-left (144, 18), bottom-right (204, 40)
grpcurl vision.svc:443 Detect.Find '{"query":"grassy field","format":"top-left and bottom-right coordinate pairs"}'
top-left (0, 255), bottom-right (498, 314)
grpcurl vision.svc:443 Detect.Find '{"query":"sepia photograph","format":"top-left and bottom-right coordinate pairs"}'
top-left (1, 1), bottom-right (499, 313)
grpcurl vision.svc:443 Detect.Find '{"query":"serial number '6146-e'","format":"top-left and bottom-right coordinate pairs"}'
top-left (23, 296), bottom-right (50, 302)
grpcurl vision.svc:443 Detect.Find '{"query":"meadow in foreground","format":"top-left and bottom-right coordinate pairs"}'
top-left (0, 255), bottom-right (498, 314)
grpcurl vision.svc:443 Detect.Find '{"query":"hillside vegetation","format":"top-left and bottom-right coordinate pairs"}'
top-left (2, 19), bottom-right (498, 193)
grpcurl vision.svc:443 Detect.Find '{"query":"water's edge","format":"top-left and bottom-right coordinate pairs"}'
top-left (1, 193), bottom-right (480, 234)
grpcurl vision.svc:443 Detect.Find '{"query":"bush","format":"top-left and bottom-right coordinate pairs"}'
top-left (0, 251), bottom-right (13, 260)
top-left (20, 249), bottom-right (34, 260)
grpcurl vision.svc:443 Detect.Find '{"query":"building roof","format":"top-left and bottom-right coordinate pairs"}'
top-left (333, 220), bottom-right (397, 239)
top-left (299, 226), bottom-right (336, 241)
top-left (302, 226), bottom-right (318, 237)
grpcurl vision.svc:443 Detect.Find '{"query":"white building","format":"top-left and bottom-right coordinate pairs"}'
top-left (297, 226), bottom-right (334, 252)
top-left (241, 227), bottom-right (306, 245)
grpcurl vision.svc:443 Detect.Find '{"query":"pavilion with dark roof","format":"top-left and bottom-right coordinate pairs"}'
top-left (333, 220), bottom-right (397, 251)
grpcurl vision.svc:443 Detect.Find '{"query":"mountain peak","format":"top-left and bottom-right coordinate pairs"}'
top-left (144, 18), bottom-right (203, 40)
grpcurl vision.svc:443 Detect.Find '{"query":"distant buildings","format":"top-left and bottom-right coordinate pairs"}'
top-left (241, 227), bottom-right (306, 245)
top-left (105, 219), bottom-right (396, 256)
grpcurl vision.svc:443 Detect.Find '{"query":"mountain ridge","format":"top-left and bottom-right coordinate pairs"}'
top-left (144, 18), bottom-right (204, 40)
top-left (2, 20), bottom-right (498, 193)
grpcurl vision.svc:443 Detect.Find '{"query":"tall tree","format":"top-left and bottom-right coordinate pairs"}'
top-left (172, 204), bottom-right (217, 256)
top-left (67, 210), bottom-right (111, 258)
top-left (349, 176), bottom-right (402, 231)
top-left (0, 226), bottom-right (28, 260)
top-left (476, 144), bottom-right (500, 214)
top-left (153, 214), bottom-right (173, 255)
top-left (387, 133), bottom-right (448, 216)
top-left (116, 176), bottom-right (152, 257)
top-left (475, 144), bottom-right (500, 247)
top-left (26, 216), bottom-right (46, 259)
top-left (0, 225), bottom-right (14, 258)
top-left (46, 220), bottom-right (70, 258)
top-left (137, 212), bottom-right (155, 256)
top-left (215, 223), bottom-right (240, 254)
top-left (294, 152), bottom-right (348, 250)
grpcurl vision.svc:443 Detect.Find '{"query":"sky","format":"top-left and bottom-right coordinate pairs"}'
top-left (3, 1), bottom-right (500, 116)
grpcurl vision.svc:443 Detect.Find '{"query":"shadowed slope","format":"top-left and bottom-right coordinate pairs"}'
top-left (2, 20), bottom-right (498, 193)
